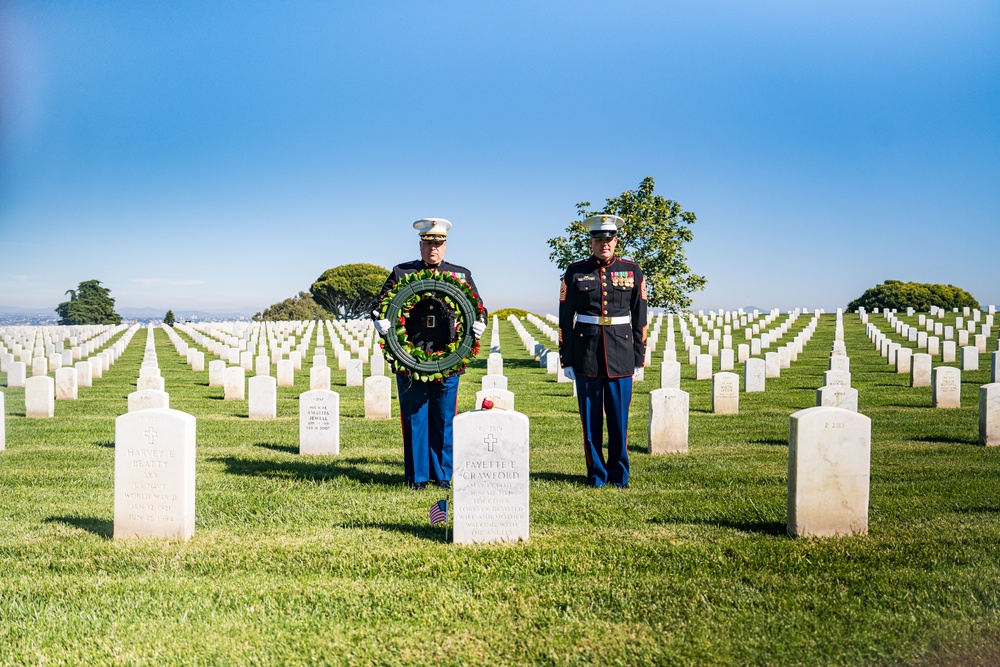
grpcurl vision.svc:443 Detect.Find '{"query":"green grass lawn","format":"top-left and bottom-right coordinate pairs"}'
top-left (1, 313), bottom-right (998, 666)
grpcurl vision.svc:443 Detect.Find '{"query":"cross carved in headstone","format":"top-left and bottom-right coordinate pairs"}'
top-left (484, 433), bottom-right (498, 452)
top-left (144, 427), bottom-right (157, 445)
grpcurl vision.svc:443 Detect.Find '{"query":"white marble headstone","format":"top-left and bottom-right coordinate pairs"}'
top-left (764, 352), bottom-right (780, 378)
top-left (128, 389), bottom-right (170, 412)
top-left (660, 360), bottom-right (681, 390)
top-left (453, 409), bottom-right (530, 545)
top-left (299, 389), bottom-right (340, 455)
top-left (113, 408), bottom-right (196, 540)
top-left (932, 366), bottom-right (961, 408)
top-left (712, 372), bottom-right (739, 414)
top-left (961, 346), bottom-right (979, 372)
top-left (346, 359), bottom-right (364, 387)
top-left (695, 354), bottom-right (712, 381)
top-left (25, 376), bottom-right (55, 418)
top-left (248, 375), bottom-right (277, 419)
top-left (475, 387), bottom-right (515, 411)
top-left (911, 353), bottom-right (932, 387)
top-left (824, 370), bottom-right (851, 387)
top-left (7, 361), bottom-right (26, 388)
top-left (648, 388), bottom-right (689, 454)
top-left (208, 359), bottom-right (226, 387)
top-left (55, 367), bottom-right (78, 400)
top-left (76, 360), bottom-right (93, 388)
top-left (310, 365), bottom-right (331, 391)
top-left (487, 353), bottom-right (504, 376)
top-left (481, 374), bottom-right (508, 391)
top-left (744, 358), bottom-right (765, 393)
top-left (224, 366), bottom-right (246, 401)
top-left (816, 385), bottom-right (859, 412)
top-left (980, 383), bottom-right (1000, 447)
top-left (787, 406), bottom-right (870, 537)
top-left (364, 375), bottom-right (392, 418)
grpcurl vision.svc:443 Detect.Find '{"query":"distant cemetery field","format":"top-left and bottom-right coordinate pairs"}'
top-left (1, 307), bottom-right (999, 666)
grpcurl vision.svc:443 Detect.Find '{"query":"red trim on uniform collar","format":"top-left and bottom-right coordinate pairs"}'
top-left (591, 255), bottom-right (614, 267)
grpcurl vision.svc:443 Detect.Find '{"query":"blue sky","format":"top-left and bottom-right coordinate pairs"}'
top-left (2, 1), bottom-right (998, 315)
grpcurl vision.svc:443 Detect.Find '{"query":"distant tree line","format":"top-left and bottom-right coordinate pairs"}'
top-left (848, 280), bottom-right (979, 312)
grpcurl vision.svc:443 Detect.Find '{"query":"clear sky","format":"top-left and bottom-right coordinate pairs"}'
top-left (2, 1), bottom-right (998, 316)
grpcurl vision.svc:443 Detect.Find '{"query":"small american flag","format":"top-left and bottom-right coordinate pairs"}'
top-left (429, 500), bottom-right (448, 526)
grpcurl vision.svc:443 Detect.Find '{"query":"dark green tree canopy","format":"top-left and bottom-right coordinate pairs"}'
top-left (848, 280), bottom-right (980, 312)
top-left (547, 176), bottom-right (706, 311)
top-left (310, 263), bottom-right (390, 320)
top-left (55, 279), bottom-right (122, 325)
top-left (163, 310), bottom-right (176, 326)
top-left (253, 292), bottom-right (332, 321)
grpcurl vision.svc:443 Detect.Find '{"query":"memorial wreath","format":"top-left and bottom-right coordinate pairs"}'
top-left (377, 269), bottom-right (485, 381)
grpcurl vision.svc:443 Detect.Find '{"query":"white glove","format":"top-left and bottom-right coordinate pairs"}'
top-left (472, 321), bottom-right (486, 339)
top-left (563, 366), bottom-right (576, 381)
top-left (372, 310), bottom-right (391, 337)
top-left (634, 367), bottom-right (642, 375)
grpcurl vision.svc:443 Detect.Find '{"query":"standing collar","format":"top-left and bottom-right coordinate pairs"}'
top-left (590, 254), bottom-right (614, 267)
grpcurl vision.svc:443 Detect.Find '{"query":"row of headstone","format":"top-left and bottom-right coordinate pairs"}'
top-left (22, 325), bottom-right (141, 418)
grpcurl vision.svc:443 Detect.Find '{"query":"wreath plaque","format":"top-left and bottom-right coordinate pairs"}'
top-left (377, 269), bottom-right (485, 381)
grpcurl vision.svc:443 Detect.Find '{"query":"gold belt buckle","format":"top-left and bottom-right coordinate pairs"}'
top-left (599, 316), bottom-right (613, 325)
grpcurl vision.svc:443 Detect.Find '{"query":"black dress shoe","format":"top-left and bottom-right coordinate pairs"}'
top-left (410, 482), bottom-right (427, 490)
top-left (434, 480), bottom-right (450, 490)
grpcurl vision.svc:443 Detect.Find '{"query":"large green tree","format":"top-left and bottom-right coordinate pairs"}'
top-left (847, 280), bottom-right (980, 312)
top-left (547, 176), bottom-right (706, 311)
top-left (253, 292), bottom-right (333, 321)
top-left (55, 279), bottom-right (122, 325)
top-left (310, 263), bottom-right (390, 320)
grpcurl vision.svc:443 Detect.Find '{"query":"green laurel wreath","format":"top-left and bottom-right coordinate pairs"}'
top-left (377, 269), bottom-right (485, 381)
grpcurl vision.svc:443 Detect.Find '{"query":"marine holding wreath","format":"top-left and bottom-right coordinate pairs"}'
top-left (558, 215), bottom-right (647, 489)
top-left (372, 219), bottom-right (487, 490)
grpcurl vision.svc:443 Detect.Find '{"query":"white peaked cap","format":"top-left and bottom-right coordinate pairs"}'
top-left (583, 214), bottom-right (624, 237)
top-left (413, 218), bottom-right (453, 239)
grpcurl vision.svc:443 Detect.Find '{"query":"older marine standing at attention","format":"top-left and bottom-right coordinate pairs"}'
top-left (373, 219), bottom-right (487, 490)
top-left (559, 215), bottom-right (647, 488)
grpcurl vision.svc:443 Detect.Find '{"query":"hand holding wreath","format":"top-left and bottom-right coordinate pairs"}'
top-left (376, 269), bottom-right (486, 382)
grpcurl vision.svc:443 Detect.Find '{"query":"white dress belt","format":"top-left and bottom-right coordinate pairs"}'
top-left (576, 315), bottom-right (631, 326)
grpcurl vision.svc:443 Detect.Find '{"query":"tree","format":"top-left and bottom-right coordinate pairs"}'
top-left (547, 176), bottom-right (706, 311)
top-left (55, 279), bottom-right (122, 325)
top-left (847, 280), bottom-right (980, 312)
top-left (253, 292), bottom-right (333, 321)
top-left (310, 263), bottom-right (390, 320)
top-left (164, 310), bottom-right (176, 326)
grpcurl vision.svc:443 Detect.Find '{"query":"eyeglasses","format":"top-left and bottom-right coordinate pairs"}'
top-left (421, 239), bottom-right (446, 246)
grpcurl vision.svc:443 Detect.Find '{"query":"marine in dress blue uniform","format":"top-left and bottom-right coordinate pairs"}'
top-left (373, 219), bottom-right (487, 490)
top-left (558, 215), bottom-right (648, 488)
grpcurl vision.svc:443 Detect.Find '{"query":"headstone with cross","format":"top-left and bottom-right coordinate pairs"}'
top-left (114, 408), bottom-right (196, 540)
top-left (452, 409), bottom-right (529, 545)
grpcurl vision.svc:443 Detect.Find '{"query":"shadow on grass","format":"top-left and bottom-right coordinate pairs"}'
top-left (211, 455), bottom-right (398, 486)
top-left (649, 516), bottom-right (788, 536)
top-left (257, 442), bottom-right (297, 455)
top-left (749, 437), bottom-right (787, 447)
top-left (45, 516), bottom-right (113, 539)
top-left (498, 358), bottom-right (547, 371)
top-left (530, 471), bottom-right (587, 486)
top-left (94, 440), bottom-right (115, 449)
top-left (369, 522), bottom-right (453, 541)
top-left (911, 435), bottom-right (980, 446)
